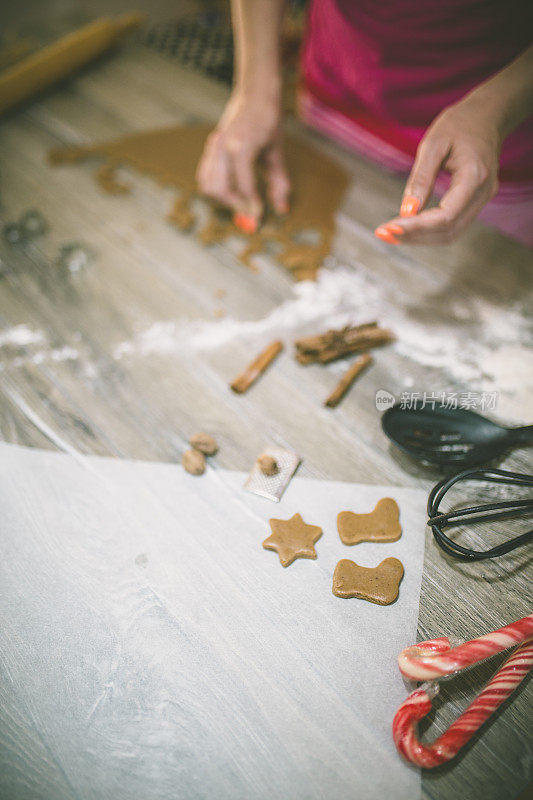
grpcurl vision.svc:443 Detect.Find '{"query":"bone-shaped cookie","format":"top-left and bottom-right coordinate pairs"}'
top-left (332, 557), bottom-right (404, 604)
top-left (337, 497), bottom-right (401, 545)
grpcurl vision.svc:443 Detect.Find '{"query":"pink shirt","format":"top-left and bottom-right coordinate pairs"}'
top-left (302, 0), bottom-right (533, 182)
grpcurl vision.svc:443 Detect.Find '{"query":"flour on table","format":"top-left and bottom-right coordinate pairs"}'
top-left (114, 266), bottom-right (380, 357)
top-left (0, 324), bottom-right (45, 348)
top-left (113, 262), bottom-right (532, 422)
top-left (0, 324), bottom-right (79, 370)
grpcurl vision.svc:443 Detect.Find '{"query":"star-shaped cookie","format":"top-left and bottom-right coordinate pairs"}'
top-left (263, 513), bottom-right (322, 567)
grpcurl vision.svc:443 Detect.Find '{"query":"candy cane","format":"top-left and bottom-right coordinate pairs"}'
top-left (398, 614), bottom-right (533, 681)
top-left (393, 638), bottom-right (533, 768)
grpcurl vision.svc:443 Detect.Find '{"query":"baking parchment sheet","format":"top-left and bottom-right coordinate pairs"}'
top-left (0, 443), bottom-right (425, 800)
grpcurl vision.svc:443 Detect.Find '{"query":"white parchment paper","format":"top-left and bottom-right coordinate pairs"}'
top-left (0, 443), bottom-right (425, 800)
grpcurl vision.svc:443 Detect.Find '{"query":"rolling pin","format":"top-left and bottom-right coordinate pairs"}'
top-left (0, 13), bottom-right (145, 116)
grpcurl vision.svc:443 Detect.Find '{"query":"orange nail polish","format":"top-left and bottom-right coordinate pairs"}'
top-left (385, 223), bottom-right (405, 236)
top-left (233, 213), bottom-right (258, 235)
top-left (400, 195), bottom-right (420, 218)
top-left (374, 226), bottom-right (399, 245)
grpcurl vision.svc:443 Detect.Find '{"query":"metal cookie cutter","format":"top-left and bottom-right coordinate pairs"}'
top-left (393, 614), bottom-right (533, 768)
top-left (244, 446), bottom-right (301, 502)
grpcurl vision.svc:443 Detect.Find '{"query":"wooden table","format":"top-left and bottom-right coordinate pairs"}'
top-left (0, 24), bottom-right (531, 800)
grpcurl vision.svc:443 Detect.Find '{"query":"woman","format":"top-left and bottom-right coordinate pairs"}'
top-left (196, 1), bottom-right (533, 246)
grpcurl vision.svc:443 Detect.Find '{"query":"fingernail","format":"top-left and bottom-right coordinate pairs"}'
top-left (400, 195), bottom-right (420, 217)
top-left (233, 213), bottom-right (258, 235)
top-left (374, 226), bottom-right (399, 245)
top-left (385, 223), bottom-right (405, 236)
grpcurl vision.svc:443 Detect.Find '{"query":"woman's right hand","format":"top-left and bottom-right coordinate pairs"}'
top-left (196, 89), bottom-right (290, 232)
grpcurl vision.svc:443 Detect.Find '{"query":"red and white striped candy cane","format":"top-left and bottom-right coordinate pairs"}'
top-left (398, 614), bottom-right (533, 681)
top-left (393, 638), bottom-right (533, 768)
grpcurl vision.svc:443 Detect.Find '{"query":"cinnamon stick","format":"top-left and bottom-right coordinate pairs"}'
top-left (295, 322), bottom-right (393, 364)
top-left (324, 353), bottom-right (373, 408)
top-left (297, 321), bottom-right (378, 353)
top-left (230, 340), bottom-right (284, 393)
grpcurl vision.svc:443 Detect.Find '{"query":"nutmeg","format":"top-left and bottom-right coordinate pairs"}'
top-left (182, 448), bottom-right (206, 475)
top-left (189, 432), bottom-right (218, 456)
top-left (258, 454), bottom-right (279, 476)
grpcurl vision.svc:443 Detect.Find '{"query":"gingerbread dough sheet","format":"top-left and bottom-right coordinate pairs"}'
top-left (0, 443), bottom-right (425, 800)
top-left (50, 124), bottom-right (350, 280)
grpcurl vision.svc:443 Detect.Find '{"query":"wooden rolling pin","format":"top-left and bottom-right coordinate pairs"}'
top-left (0, 13), bottom-right (144, 116)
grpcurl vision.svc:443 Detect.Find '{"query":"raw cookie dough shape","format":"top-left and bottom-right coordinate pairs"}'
top-left (49, 124), bottom-right (350, 281)
top-left (337, 498), bottom-right (401, 545)
top-left (263, 513), bottom-right (322, 567)
top-left (332, 557), bottom-right (404, 604)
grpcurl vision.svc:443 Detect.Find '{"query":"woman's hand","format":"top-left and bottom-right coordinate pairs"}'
top-left (196, 0), bottom-right (289, 231)
top-left (375, 98), bottom-right (501, 245)
top-left (375, 45), bottom-right (533, 245)
top-left (196, 89), bottom-right (290, 232)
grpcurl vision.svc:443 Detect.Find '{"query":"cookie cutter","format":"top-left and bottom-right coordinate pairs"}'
top-left (20, 209), bottom-right (49, 238)
top-left (244, 446), bottom-right (301, 502)
top-left (2, 209), bottom-right (49, 244)
top-left (55, 242), bottom-right (95, 274)
top-left (393, 613), bottom-right (533, 768)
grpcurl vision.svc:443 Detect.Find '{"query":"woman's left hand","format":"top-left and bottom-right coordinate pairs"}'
top-left (375, 98), bottom-right (502, 245)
